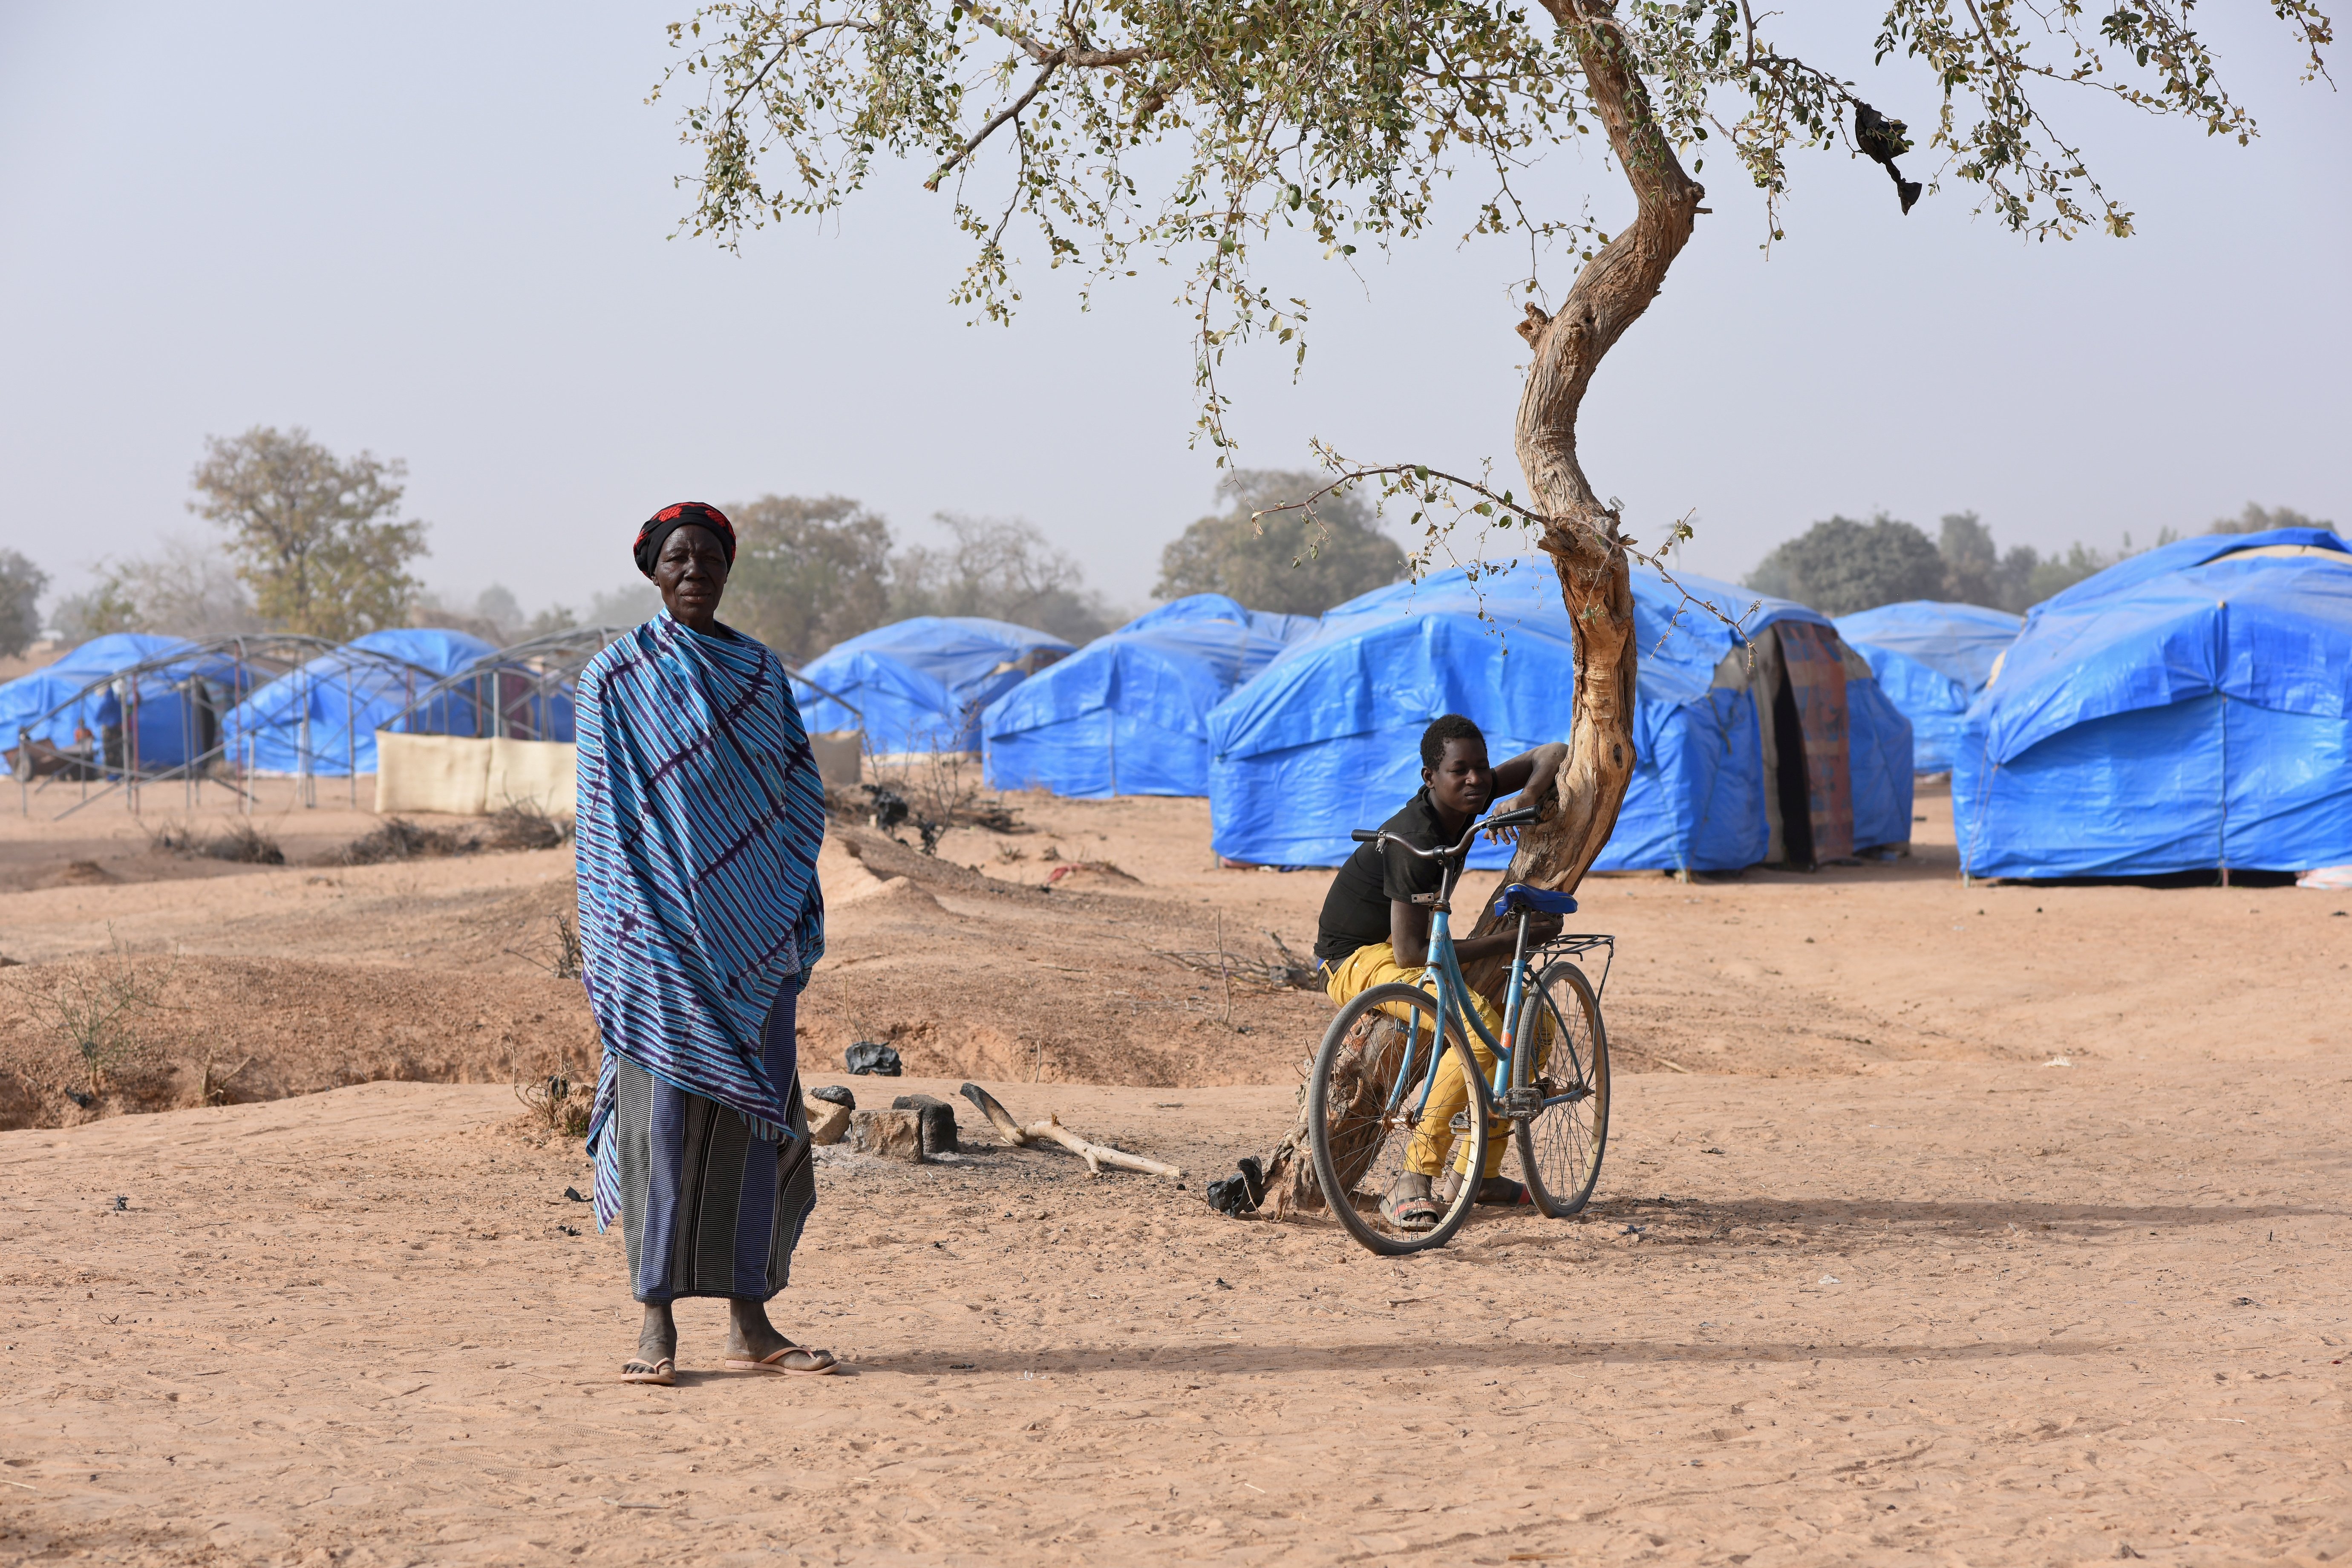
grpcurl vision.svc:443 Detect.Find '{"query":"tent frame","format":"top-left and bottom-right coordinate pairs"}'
top-left (10, 634), bottom-right (450, 820)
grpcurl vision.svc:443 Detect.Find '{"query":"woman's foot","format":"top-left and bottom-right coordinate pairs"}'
top-left (724, 1297), bottom-right (838, 1375)
top-left (623, 1302), bottom-right (677, 1384)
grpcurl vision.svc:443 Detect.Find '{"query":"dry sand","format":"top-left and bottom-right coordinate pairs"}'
top-left (0, 779), bottom-right (2347, 1563)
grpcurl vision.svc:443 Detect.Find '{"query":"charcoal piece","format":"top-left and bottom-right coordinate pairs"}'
top-left (809, 1084), bottom-right (855, 1109)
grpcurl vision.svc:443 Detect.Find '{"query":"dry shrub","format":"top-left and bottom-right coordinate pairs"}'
top-left (870, 752), bottom-right (1021, 836)
top-left (336, 801), bottom-right (569, 866)
top-left (147, 818), bottom-right (285, 865)
top-left (209, 821), bottom-right (286, 864)
top-left (515, 1062), bottom-right (591, 1141)
top-left (505, 909), bottom-right (584, 981)
top-left (481, 800), bottom-right (568, 852)
top-left (337, 817), bottom-right (472, 865)
top-left (1, 934), bottom-right (180, 1111)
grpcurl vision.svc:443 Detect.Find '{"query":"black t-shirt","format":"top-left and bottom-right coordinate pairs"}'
top-left (1313, 787), bottom-right (1457, 963)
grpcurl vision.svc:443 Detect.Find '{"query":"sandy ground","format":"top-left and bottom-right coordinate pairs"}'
top-left (0, 778), bottom-right (2348, 1562)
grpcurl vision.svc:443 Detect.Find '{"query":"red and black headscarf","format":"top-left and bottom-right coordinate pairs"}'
top-left (633, 502), bottom-right (737, 579)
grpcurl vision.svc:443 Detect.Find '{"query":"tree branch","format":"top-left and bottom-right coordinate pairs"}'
top-left (928, 58), bottom-right (1061, 190)
top-left (724, 17), bottom-right (874, 119)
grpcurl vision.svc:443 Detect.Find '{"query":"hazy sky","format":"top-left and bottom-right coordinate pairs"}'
top-left (3, 2), bottom-right (2344, 623)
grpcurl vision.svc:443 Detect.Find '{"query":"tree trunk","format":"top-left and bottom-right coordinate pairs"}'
top-left (1461, 0), bottom-right (1703, 984)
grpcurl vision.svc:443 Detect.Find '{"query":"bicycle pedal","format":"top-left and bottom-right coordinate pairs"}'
top-left (1449, 1111), bottom-right (1472, 1133)
top-left (1501, 1087), bottom-right (1543, 1120)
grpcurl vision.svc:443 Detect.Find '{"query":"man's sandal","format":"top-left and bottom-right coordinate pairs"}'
top-left (620, 1357), bottom-right (676, 1386)
top-left (1380, 1174), bottom-right (1442, 1232)
top-left (1439, 1172), bottom-right (1533, 1208)
top-left (726, 1344), bottom-right (839, 1376)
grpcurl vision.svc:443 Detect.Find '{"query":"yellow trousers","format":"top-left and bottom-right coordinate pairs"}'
top-left (1322, 943), bottom-right (1508, 1179)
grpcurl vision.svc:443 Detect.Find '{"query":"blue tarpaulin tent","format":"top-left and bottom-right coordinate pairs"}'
top-left (1206, 564), bottom-right (1913, 871)
top-left (980, 595), bottom-right (1318, 797)
top-left (0, 634), bottom-right (248, 777)
top-left (794, 617), bottom-right (1074, 755)
top-left (1953, 529), bottom-right (2352, 879)
top-left (1834, 601), bottom-right (2023, 773)
top-left (223, 629), bottom-right (497, 776)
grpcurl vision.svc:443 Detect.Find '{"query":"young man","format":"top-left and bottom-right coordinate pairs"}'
top-left (1313, 715), bottom-right (1567, 1231)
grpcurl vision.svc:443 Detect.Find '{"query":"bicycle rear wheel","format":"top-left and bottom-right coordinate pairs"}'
top-left (1511, 959), bottom-right (1610, 1217)
top-left (1308, 983), bottom-right (1490, 1256)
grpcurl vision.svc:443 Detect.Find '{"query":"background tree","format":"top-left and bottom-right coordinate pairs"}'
top-left (1156, 470), bottom-right (1406, 615)
top-left (190, 427), bottom-right (429, 641)
top-left (1745, 513), bottom-right (1944, 616)
top-left (0, 549), bottom-right (49, 658)
top-left (891, 514), bottom-right (1116, 644)
top-left (1936, 512), bottom-right (2032, 612)
top-left (50, 537), bottom-right (264, 643)
top-left (2213, 502), bottom-right (2332, 535)
top-left (724, 493), bottom-right (897, 662)
top-left (663, 0), bottom-right (2332, 902)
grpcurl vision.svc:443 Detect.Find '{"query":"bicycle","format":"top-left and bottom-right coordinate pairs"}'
top-left (1306, 804), bottom-right (1613, 1256)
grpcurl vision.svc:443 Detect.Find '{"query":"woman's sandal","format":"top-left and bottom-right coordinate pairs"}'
top-left (726, 1343), bottom-right (839, 1376)
top-left (620, 1357), bottom-right (676, 1386)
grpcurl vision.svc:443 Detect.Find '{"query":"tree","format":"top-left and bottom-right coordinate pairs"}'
top-left (588, 583), bottom-right (663, 627)
top-left (724, 493), bottom-right (897, 662)
top-left (50, 537), bottom-right (263, 643)
top-left (1935, 513), bottom-right (2142, 612)
top-left (1937, 512), bottom-right (2025, 612)
top-left (1746, 513), bottom-right (1943, 616)
top-left (891, 514), bottom-right (1116, 643)
top-left (189, 427), bottom-right (429, 641)
top-left (1156, 469), bottom-right (1405, 614)
top-left (2213, 502), bottom-right (2332, 535)
top-left (0, 549), bottom-right (48, 658)
top-left (663, 0), bottom-right (2332, 904)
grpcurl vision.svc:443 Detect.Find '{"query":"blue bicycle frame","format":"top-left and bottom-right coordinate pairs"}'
top-left (1361, 810), bottom-right (1541, 1134)
top-left (1358, 806), bottom-right (1611, 1139)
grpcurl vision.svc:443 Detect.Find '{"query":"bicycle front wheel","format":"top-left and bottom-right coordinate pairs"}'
top-left (1308, 983), bottom-right (1490, 1256)
top-left (1512, 959), bottom-right (1610, 1217)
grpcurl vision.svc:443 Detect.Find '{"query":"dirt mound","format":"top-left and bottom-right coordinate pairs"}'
top-left (799, 826), bottom-right (1327, 1090)
top-left (0, 956), bottom-right (594, 1130)
top-left (1041, 859), bottom-right (1141, 891)
top-left (38, 860), bottom-right (115, 888)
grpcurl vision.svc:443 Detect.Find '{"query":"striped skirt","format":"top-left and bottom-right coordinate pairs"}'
top-left (611, 988), bottom-right (816, 1304)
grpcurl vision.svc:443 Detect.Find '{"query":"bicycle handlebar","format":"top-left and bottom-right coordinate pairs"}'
top-left (1348, 804), bottom-right (1542, 858)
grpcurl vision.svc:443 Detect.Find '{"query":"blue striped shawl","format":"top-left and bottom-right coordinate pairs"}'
top-left (577, 614), bottom-right (826, 1228)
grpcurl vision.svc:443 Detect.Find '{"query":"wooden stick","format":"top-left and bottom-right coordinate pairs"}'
top-left (958, 1083), bottom-right (1184, 1180)
top-left (1020, 1113), bottom-right (1184, 1181)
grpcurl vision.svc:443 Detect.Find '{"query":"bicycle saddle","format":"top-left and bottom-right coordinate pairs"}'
top-left (1492, 883), bottom-right (1578, 917)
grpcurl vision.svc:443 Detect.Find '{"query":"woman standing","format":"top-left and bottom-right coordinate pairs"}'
top-left (576, 502), bottom-right (837, 1384)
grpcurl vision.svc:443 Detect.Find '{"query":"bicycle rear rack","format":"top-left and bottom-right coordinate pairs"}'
top-left (1529, 932), bottom-right (1614, 1002)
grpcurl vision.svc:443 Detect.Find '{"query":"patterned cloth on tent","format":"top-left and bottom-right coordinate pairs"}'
top-left (1778, 622), bottom-right (1854, 862)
